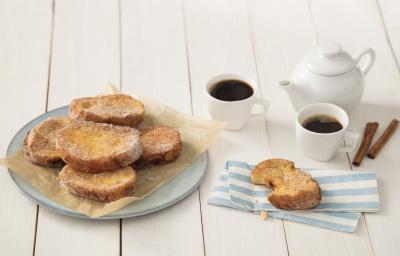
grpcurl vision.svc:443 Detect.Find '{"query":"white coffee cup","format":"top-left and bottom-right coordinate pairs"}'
top-left (205, 74), bottom-right (269, 130)
top-left (296, 103), bottom-right (361, 161)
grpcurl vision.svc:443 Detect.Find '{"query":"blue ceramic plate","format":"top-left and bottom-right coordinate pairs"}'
top-left (7, 106), bottom-right (208, 219)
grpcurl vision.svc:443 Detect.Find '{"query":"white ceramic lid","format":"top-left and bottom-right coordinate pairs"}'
top-left (304, 42), bottom-right (355, 76)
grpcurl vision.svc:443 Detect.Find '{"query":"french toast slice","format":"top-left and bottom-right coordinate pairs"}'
top-left (56, 120), bottom-right (142, 173)
top-left (59, 165), bottom-right (136, 202)
top-left (251, 159), bottom-right (321, 210)
top-left (23, 117), bottom-right (69, 167)
top-left (133, 125), bottom-right (182, 168)
top-left (68, 94), bottom-right (145, 127)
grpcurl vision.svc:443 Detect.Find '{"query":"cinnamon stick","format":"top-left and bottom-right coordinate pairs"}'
top-left (367, 119), bottom-right (399, 159)
top-left (352, 122), bottom-right (379, 166)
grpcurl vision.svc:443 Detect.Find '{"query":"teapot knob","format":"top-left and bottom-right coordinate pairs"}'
top-left (318, 42), bottom-right (342, 57)
top-left (352, 48), bottom-right (375, 76)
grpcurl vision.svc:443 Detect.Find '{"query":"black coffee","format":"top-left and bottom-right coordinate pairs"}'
top-left (302, 115), bottom-right (343, 133)
top-left (210, 80), bottom-right (253, 101)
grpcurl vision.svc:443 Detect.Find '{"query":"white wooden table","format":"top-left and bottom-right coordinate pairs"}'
top-left (1, 0), bottom-right (400, 255)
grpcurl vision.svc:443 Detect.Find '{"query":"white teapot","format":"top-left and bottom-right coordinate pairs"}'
top-left (279, 42), bottom-right (375, 110)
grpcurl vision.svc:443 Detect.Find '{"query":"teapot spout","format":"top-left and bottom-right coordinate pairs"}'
top-left (279, 80), bottom-right (300, 109)
top-left (279, 80), bottom-right (294, 89)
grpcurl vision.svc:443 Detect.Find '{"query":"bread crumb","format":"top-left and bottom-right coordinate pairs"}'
top-left (260, 211), bottom-right (268, 220)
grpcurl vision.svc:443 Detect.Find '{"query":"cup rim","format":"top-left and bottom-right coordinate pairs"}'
top-left (204, 74), bottom-right (258, 104)
top-left (296, 103), bottom-right (349, 136)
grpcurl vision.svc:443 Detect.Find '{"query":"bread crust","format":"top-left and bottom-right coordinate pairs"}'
top-left (133, 125), bottom-right (182, 168)
top-left (23, 117), bottom-right (69, 168)
top-left (56, 120), bottom-right (142, 173)
top-left (251, 159), bottom-right (294, 186)
top-left (68, 94), bottom-right (145, 127)
top-left (268, 185), bottom-right (321, 210)
top-left (251, 159), bottom-right (321, 210)
top-left (59, 165), bottom-right (136, 202)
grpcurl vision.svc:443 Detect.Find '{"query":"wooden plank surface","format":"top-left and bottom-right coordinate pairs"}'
top-left (0, 0), bottom-right (52, 255)
top-left (1, 0), bottom-right (400, 255)
top-left (184, 0), bottom-right (288, 255)
top-left (247, 1), bottom-right (374, 255)
top-left (34, 0), bottom-right (121, 255)
top-left (308, 0), bottom-right (400, 255)
top-left (378, 0), bottom-right (400, 68)
top-left (120, 0), bottom-right (204, 255)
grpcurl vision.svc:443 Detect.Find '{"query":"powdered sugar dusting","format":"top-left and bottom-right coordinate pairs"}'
top-left (140, 125), bottom-right (180, 155)
top-left (23, 117), bottom-right (69, 166)
top-left (69, 94), bottom-right (144, 124)
top-left (56, 120), bottom-right (142, 164)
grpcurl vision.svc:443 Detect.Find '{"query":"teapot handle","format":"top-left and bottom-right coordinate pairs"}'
top-left (353, 48), bottom-right (375, 76)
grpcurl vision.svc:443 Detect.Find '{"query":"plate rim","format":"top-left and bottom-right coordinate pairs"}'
top-left (6, 105), bottom-right (208, 219)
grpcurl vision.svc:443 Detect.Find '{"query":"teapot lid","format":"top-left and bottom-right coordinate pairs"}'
top-left (304, 42), bottom-right (355, 76)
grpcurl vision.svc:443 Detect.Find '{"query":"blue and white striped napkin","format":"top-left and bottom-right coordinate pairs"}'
top-left (208, 161), bottom-right (380, 233)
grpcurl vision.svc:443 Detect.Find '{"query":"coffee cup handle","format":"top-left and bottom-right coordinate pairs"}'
top-left (251, 98), bottom-right (270, 116)
top-left (337, 131), bottom-right (361, 152)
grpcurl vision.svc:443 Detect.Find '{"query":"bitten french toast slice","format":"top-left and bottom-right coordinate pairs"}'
top-left (56, 120), bottom-right (142, 173)
top-left (68, 94), bottom-right (145, 127)
top-left (251, 159), bottom-right (321, 210)
top-left (133, 125), bottom-right (182, 168)
top-left (23, 117), bottom-right (69, 167)
top-left (59, 165), bottom-right (136, 202)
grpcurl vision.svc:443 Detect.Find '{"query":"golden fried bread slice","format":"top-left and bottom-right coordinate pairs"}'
top-left (59, 165), bottom-right (136, 202)
top-left (56, 120), bottom-right (142, 173)
top-left (251, 159), bottom-right (321, 210)
top-left (268, 168), bottom-right (321, 210)
top-left (133, 125), bottom-right (182, 168)
top-left (23, 117), bottom-right (69, 167)
top-left (251, 159), bottom-right (295, 186)
top-left (68, 94), bottom-right (145, 127)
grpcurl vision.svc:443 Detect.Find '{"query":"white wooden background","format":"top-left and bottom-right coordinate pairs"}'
top-left (1, 0), bottom-right (399, 255)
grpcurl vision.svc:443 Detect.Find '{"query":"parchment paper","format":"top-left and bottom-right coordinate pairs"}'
top-left (0, 86), bottom-right (223, 218)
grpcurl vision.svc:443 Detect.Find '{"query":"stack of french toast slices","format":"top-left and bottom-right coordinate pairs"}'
top-left (23, 94), bottom-right (182, 202)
